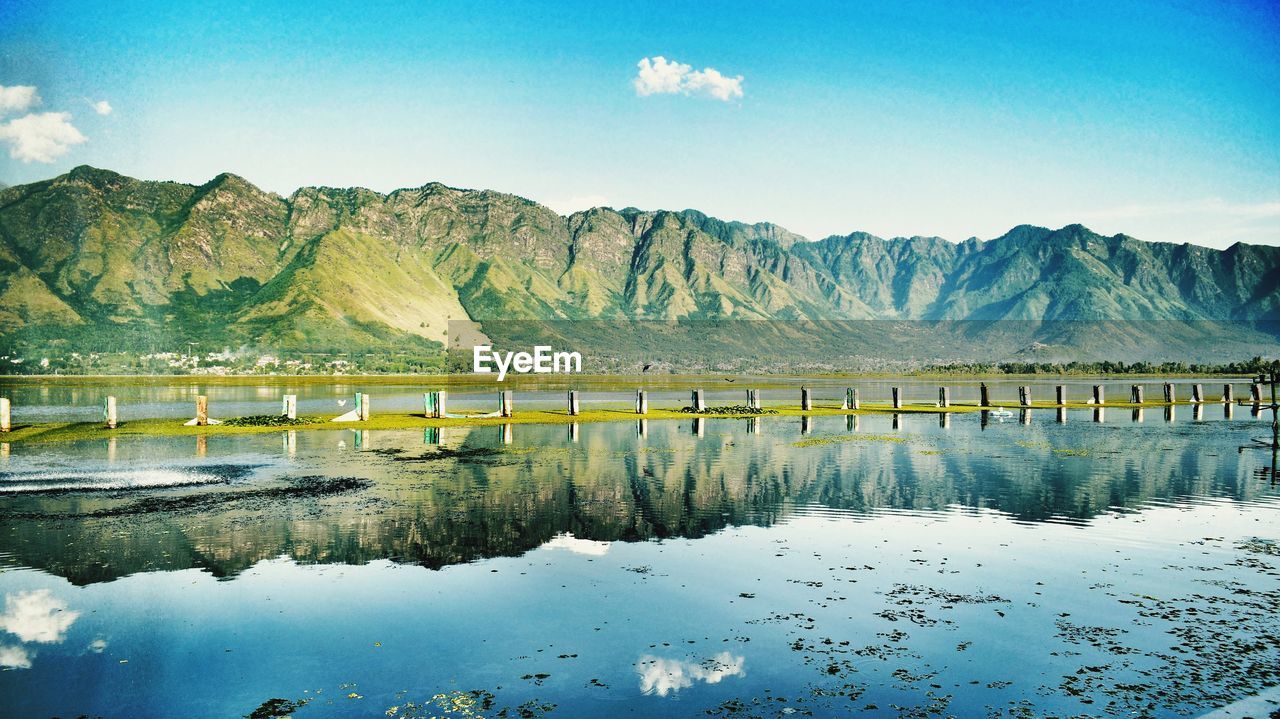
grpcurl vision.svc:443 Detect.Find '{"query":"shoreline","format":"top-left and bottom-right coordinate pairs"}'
top-left (0, 399), bottom-right (1254, 445)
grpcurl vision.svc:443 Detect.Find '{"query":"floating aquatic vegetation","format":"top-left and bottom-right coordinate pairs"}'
top-left (792, 434), bottom-right (906, 448)
top-left (221, 415), bottom-right (322, 427)
top-left (244, 697), bottom-right (310, 719)
top-left (678, 405), bottom-right (779, 415)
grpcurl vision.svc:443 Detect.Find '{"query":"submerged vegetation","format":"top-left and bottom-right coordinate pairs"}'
top-left (678, 405), bottom-right (778, 415)
top-left (221, 415), bottom-right (324, 427)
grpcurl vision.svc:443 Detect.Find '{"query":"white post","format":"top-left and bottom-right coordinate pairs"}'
top-left (359, 393), bottom-right (371, 421)
top-left (105, 396), bottom-right (117, 429)
top-left (567, 390), bottom-right (580, 416)
top-left (0, 397), bottom-right (9, 433)
top-left (939, 386), bottom-right (950, 408)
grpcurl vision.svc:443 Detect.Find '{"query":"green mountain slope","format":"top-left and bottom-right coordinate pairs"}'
top-left (0, 167), bottom-right (1275, 364)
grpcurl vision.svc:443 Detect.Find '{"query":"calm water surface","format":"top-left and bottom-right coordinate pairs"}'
top-left (1, 408), bottom-right (1277, 718)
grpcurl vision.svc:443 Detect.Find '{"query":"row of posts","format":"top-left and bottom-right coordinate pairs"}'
top-left (0, 381), bottom-right (1268, 433)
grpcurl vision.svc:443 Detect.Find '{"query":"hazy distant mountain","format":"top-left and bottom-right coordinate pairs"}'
top-left (0, 166), bottom-right (1276, 363)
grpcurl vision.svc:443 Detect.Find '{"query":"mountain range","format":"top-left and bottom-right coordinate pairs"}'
top-left (0, 166), bottom-right (1276, 366)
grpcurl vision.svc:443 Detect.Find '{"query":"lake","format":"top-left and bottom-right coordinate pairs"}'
top-left (1, 393), bottom-right (1277, 718)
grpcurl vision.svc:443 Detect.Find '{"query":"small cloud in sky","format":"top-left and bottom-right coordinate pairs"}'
top-left (0, 85), bottom-right (39, 115)
top-left (91, 99), bottom-right (112, 116)
top-left (634, 56), bottom-right (743, 102)
top-left (0, 112), bottom-right (87, 163)
top-left (0, 85), bottom-right (88, 163)
top-left (544, 194), bottom-right (611, 215)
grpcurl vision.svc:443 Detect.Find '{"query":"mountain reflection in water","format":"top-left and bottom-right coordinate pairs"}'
top-left (0, 411), bottom-right (1274, 586)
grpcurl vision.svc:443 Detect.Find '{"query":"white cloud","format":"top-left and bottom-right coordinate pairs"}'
top-left (0, 589), bottom-right (80, 644)
top-left (0, 111), bottom-right (88, 163)
top-left (0, 85), bottom-right (39, 116)
top-left (634, 56), bottom-right (743, 102)
top-left (0, 643), bottom-right (32, 670)
top-left (636, 652), bottom-right (745, 696)
top-left (544, 194), bottom-right (611, 215)
top-left (541, 532), bottom-right (611, 556)
top-left (91, 99), bottom-right (113, 116)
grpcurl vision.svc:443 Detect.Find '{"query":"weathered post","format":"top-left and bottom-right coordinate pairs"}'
top-left (635, 389), bottom-right (649, 415)
top-left (500, 390), bottom-right (514, 418)
top-left (891, 387), bottom-right (902, 409)
top-left (195, 395), bottom-right (209, 427)
top-left (1250, 383), bottom-right (1262, 406)
top-left (436, 391), bottom-right (449, 418)
top-left (746, 389), bottom-right (761, 411)
top-left (359, 393), bottom-right (371, 421)
top-left (1055, 385), bottom-right (1066, 406)
top-left (0, 397), bottom-right (10, 432)
top-left (1018, 386), bottom-right (1030, 407)
top-left (567, 390), bottom-right (580, 416)
top-left (939, 387), bottom-right (950, 408)
top-left (1130, 385), bottom-right (1143, 404)
top-left (1191, 384), bottom-right (1203, 403)
top-left (104, 396), bottom-right (117, 429)
top-left (1020, 408), bottom-right (1031, 426)
top-left (1222, 384), bottom-right (1234, 403)
top-left (979, 383), bottom-right (990, 407)
top-left (692, 417), bottom-right (705, 437)
top-left (1093, 385), bottom-right (1105, 405)
top-left (282, 394), bottom-right (297, 420)
top-left (801, 387), bottom-right (813, 411)
top-left (1163, 383), bottom-right (1174, 404)
top-left (692, 389), bottom-right (706, 412)
top-left (848, 388), bottom-right (860, 410)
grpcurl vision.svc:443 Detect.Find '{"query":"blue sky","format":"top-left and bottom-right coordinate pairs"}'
top-left (1, 0), bottom-right (1277, 247)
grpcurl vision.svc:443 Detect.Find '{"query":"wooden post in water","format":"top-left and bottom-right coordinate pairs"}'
top-left (692, 417), bottom-right (705, 438)
top-left (500, 423), bottom-right (513, 445)
top-left (979, 383), bottom-right (990, 407)
top-left (1223, 384), bottom-right (1233, 403)
top-left (848, 388), bottom-right (860, 410)
top-left (359, 393), bottom-right (371, 421)
top-left (0, 397), bottom-right (10, 432)
top-left (1193, 403), bottom-right (1203, 421)
top-left (692, 389), bottom-right (706, 412)
top-left (1055, 385), bottom-right (1066, 406)
top-left (282, 394), bottom-right (297, 420)
top-left (1163, 383), bottom-right (1174, 404)
top-left (938, 387), bottom-right (950, 408)
top-left (1093, 385), bottom-right (1104, 405)
top-left (891, 387), bottom-right (902, 409)
top-left (426, 391), bottom-right (447, 418)
top-left (1056, 407), bottom-right (1067, 424)
top-left (801, 415), bottom-right (813, 435)
top-left (939, 412), bottom-right (950, 429)
top-left (500, 390), bottom-right (514, 418)
top-left (801, 387), bottom-right (812, 411)
top-left (635, 390), bottom-right (649, 414)
top-left (1250, 383), bottom-right (1262, 406)
top-left (195, 395), bottom-right (209, 427)
top-left (567, 390), bottom-right (580, 416)
top-left (568, 423), bottom-right (579, 443)
top-left (637, 418), bottom-right (648, 437)
top-left (1018, 386), bottom-right (1030, 407)
top-left (1130, 385), bottom-right (1143, 404)
top-left (1191, 384), bottom-right (1203, 403)
top-left (104, 396), bottom-right (117, 429)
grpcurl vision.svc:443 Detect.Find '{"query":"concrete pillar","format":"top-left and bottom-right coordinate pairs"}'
top-left (891, 387), bottom-right (902, 409)
top-left (195, 395), bottom-right (209, 426)
top-left (105, 396), bottom-right (117, 429)
top-left (567, 390), bottom-right (580, 416)
top-left (1055, 385), bottom-right (1066, 406)
top-left (801, 387), bottom-right (812, 411)
top-left (939, 387), bottom-right (950, 408)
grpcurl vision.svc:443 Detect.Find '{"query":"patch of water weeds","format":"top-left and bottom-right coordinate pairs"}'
top-left (792, 434), bottom-right (906, 448)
